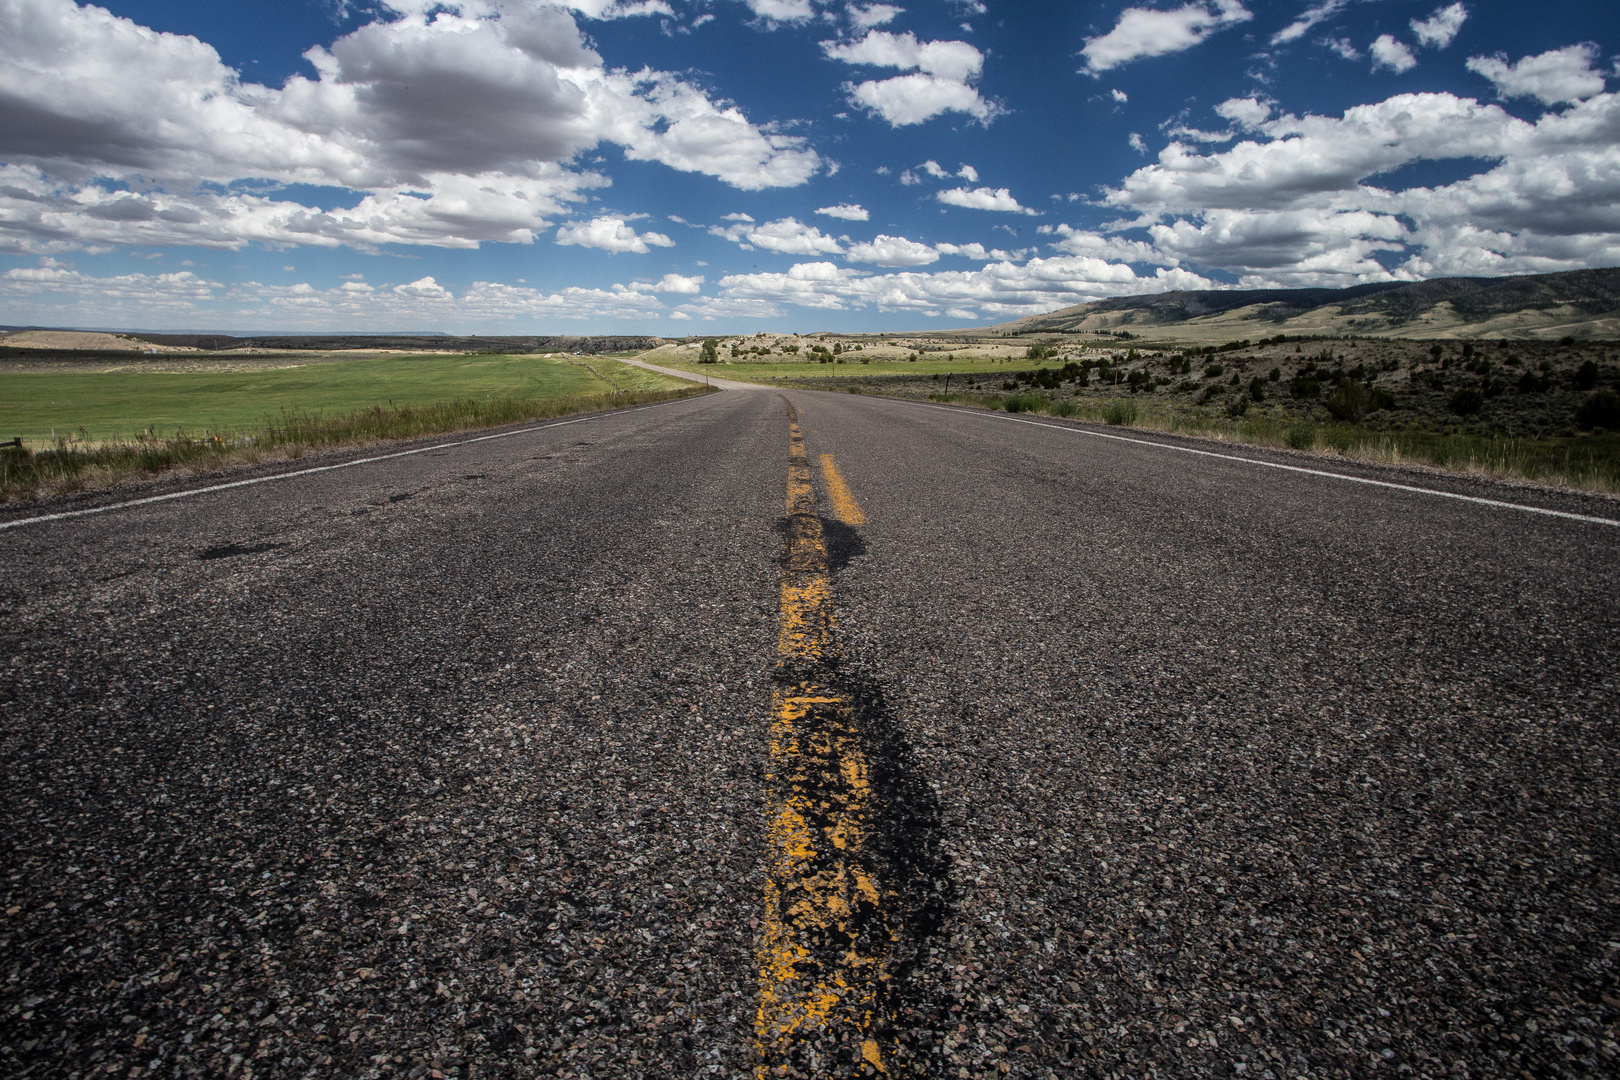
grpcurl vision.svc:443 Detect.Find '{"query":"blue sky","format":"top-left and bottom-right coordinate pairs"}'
top-left (1, 0), bottom-right (1616, 333)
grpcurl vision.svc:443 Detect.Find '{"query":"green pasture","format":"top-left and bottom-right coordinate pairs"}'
top-left (0, 353), bottom-right (685, 444)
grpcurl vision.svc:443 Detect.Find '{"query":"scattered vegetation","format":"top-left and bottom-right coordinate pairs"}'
top-left (1102, 400), bottom-right (1139, 426)
top-left (738, 335), bottom-right (1620, 492)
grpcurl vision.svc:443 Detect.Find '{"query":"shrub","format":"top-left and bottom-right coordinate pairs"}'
top-left (1285, 422), bottom-right (1317, 450)
top-left (1574, 360), bottom-right (1600, 390)
top-left (1049, 399), bottom-right (1077, 418)
top-left (1204, 363), bottom-right (1224, 378)
top-left (1449, 387), bottom-right (1485, 416)
top-left (1290, 375), bottom-right (1322, 399)
top-left (1575, 390), bottom-right (1620, 430)
top-left (1325, 381), bottom-right (1373, 421)
top-left (1102, 400), bottom-right (1138, 426)
top-left (1268, 367), bottom-right (1281, 382)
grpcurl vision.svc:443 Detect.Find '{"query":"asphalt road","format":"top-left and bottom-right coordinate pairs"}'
top-left (3, 384), bottom-right (1618, 1080)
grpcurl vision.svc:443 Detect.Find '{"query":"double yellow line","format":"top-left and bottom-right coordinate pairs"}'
top-left (756, 408), bottom-right (891, 1076)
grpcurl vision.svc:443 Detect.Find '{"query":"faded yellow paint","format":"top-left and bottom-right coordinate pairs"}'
top-left (756, 408), bottom-right (891, 1077)
top-left (819, 453), bottom-right (868, 526)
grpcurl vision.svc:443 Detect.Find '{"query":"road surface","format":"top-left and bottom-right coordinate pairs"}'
top-left (3, 383), bottom-right (1617, 1079)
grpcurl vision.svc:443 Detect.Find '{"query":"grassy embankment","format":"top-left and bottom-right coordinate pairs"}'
top-left (919, 391), bottom-right (1620, 492)
top-left (0, 352), bottom-right (706, 502)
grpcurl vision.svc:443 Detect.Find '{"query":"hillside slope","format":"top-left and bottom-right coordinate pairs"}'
top-left (989, 267), bottom-right (1620, 341)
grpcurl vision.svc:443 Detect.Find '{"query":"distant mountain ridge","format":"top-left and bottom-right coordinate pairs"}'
top-left (988, 267), bottom-right (1620, 341)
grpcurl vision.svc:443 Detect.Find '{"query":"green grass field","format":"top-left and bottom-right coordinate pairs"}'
top-left (0, 353), bottom-right (686, 444)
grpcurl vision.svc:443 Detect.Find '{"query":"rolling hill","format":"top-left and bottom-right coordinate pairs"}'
top-left (984, 267), bottom-right (1620, 342)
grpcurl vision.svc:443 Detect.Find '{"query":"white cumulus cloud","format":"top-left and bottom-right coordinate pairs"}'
top-left (554, 216), bottom-right (674, 253)
top-left (1370, 35), bottom-right (1417, 74)
top-left (1100, 88), bottom-right (1620, 285)
top-left (0, 264), bottom-right (677, 330)
top-left (1216, 96), bottom-right (1274, 128)
top-left (1411, 3), bottom-right (1467, 50)
top-left (740, 0), bottom-right (817, 23)
top-left (709, 216), bottom-right (845, 254)
top-left (846, 74), bottom-right (995, 126)
top-left (1467, 44), bottom-right (1608, 106)
top-left (556, 0), bottom-right (677, 19)
top-left (1081, 1), bottom-right (1252, 74)
top-left (0, 0), bottom-right (821, 254)
top-left (845, 234), bottom-right (939, 265)
top-left (823, 30), bottom-right (994, 125)
top-left (848, 2), bottom-right (903, 29)
top-left (937, 187), bottom-right (1040, 215)
top-left (823, 29), bottom-right (983, 80)
top-left (817, 203), bottom-right (870, 220)
top-left (635, 273), bottom-right (705, 293)
top-left (1326, 37), bottom-right (1360, 61)
top-left (713, 256), bottom-right (1218, 318)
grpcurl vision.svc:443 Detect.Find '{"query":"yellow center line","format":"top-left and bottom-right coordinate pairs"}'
top-left (818, 453), bottom-right (868, 526)
top-left (757, 408), bottom-right (892, 1077)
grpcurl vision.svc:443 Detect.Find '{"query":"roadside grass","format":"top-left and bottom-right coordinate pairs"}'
top-left (0, 353), bottom-right (683, 444)
top-left (1, 355), bottom-right (708, 502)
top-left (919, 391), bottom-right (1620, 492)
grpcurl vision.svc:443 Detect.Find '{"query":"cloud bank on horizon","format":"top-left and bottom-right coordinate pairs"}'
top-left (0, 0), bottom-right (1616, 332)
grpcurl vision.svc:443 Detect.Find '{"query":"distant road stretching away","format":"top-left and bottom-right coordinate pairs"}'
top-left (4, 383), bottom-right (1617, 1079)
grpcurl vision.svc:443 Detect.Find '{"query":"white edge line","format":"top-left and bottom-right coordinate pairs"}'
top-left (899, 400), bottom-right (1620, 528)
top-left (0, 396), bottom-right (696, 532)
